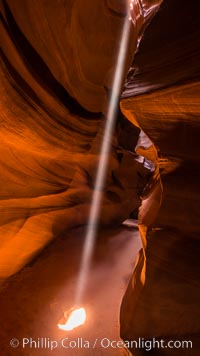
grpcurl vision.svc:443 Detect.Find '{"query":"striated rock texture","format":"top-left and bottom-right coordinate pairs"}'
top-left (1, 1), bottom-right (199, 353)
top-left (120, 0), bottom-right (200, 354)
top-left (0, 0), bottom-right (138, 113)
top-left (0, 0), bottom-right (156, 280)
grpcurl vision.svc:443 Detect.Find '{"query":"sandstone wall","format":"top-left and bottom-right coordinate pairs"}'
top-left (0, 0), bottom-right (152, 279)
top-left (120, 1), bottom-right (200, 354)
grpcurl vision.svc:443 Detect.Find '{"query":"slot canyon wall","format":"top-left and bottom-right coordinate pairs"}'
top-left (120, 0), bottom-right (200, 354)
top-left (0, 0), bottom-right (153, 280)
top-left (0, 0), bottom-right (200, 355)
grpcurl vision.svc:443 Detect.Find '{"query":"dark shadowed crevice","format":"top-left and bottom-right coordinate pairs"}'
top-left (0, 49), bottom-right (98, 137)
top-left (122, 0), bottom-right (200, 98)
top-left (1, 0), bottom-right (102, 119)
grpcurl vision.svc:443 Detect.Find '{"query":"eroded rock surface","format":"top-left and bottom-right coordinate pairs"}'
top-left (1, 0), bottom-right (199, 353)
top-left (0, 0), bottom-right (152, 279)
top-left (120, 0), bottom-right (200, 354)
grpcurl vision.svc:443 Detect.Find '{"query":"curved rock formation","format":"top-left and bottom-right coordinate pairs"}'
top-left (1, 0), bottom-right (199, 353)
top-left (0, 0), bottom-right (153, 280)
top-left (120, 0), bottom-right (200, 354)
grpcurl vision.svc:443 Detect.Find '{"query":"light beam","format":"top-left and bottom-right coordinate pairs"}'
top-left (58, 5), bottom-right (133, 331)
top-left (75, 13), bottom-right (132, 305)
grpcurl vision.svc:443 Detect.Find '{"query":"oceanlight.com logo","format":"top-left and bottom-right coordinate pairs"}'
top-left (122, 337), bottom-right (193, 352)
top-left (9, 337), bottom-right (193, 351)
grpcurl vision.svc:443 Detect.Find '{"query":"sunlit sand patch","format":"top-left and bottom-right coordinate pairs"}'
top-left (58, 307), bottom-right (86, 331)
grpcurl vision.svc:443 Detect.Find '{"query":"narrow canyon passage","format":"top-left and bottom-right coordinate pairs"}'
top-left (0, 0), bottom-right (200, 355)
